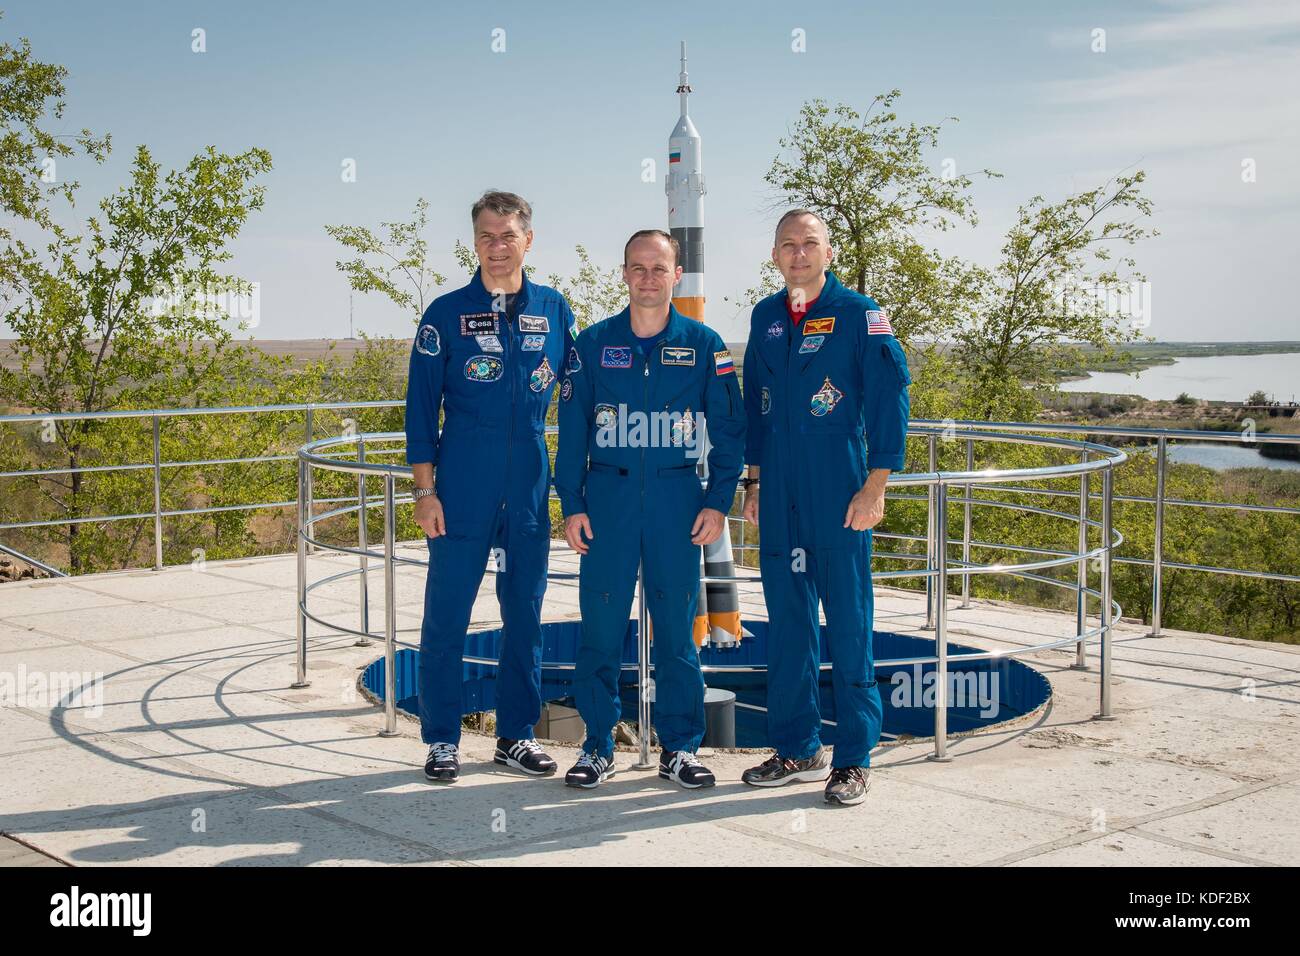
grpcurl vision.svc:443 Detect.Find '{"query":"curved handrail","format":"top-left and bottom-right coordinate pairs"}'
top-left (295, 425), bottom-right (1127, 759)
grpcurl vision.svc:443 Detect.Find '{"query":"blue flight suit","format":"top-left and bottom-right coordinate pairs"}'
top-left (404, 267), bottom-right (576, 747)
top-left (741, 271), bottom-right (910, 768)
top-left (555, 306), bottom-right (745, 759)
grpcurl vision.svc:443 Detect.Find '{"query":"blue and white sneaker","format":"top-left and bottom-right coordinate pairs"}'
top-left (564, 752), bottom-right (615, 789)
top-left (495, 737), bottom-right (557, 776)
top-left (423, 742), bottom-right (459, 783)
top-left (659, 750), bottom-right (716, 789)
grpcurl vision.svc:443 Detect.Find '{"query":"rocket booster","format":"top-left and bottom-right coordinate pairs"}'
top-left (665, 42), bottom-right (742, 648)
top-left (667, 42), bottom-right (705, 322)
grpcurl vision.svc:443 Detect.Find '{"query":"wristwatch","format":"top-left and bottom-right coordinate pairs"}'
top-left (412, 487), bottom-right (436, 500)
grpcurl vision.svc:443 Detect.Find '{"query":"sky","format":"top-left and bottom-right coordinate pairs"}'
top-left (4, 0), bottom-right (1298, 344)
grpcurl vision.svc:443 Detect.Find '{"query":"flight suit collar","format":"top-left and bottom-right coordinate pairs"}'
top-left (609, 302), bottom-right (689, 343)
top-left (467, 265), bottom-right (535, 310)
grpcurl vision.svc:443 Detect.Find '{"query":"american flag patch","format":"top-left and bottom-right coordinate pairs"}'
top-left (714, 350), bottom-right (734, 375)
top-left (866, 310), bottom-right (893, 335)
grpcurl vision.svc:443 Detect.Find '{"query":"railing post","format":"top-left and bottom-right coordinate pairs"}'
top-left (636, 560), bottom-right (653, 768)
top-left (152, 415), bottom-right (163, 570)
top-left (1151, 436), bottom-right (1166, 637)
top-left (928, 482), bottom-right (951, 761)
top-left (923, 434), bottom-right (938, 630)
top-left (355, 436), bottom-right (372, 647)
top-left (960, 437), bottom-right (973, 608)
top-left (1096, 467), bottom-right (1116, 720)
top-left (293, 453), bottom-right (311, 689)
top-left (304, 407), bottom-right (315, 555)
top-left (380, 472), bottom-right (399, 736)
top-left (1073, 451), bottom-right (1090, 670)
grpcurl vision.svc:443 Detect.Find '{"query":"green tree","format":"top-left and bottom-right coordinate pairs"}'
top-left (763, 92), bottom-right (995, 348)
top-left (955, 171), bottom-right (1156, 421)
top-left (325, 196), bottom-right (445, 321)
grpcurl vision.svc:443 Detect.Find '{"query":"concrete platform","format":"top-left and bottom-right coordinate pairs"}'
top-left (1, 544), bottom-right (1297, 866)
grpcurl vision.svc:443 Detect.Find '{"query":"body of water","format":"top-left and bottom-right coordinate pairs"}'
top-left (1060, 352), bottom-right (1299, 403)
top-left (1160, 442), bottom-right (1300, 473)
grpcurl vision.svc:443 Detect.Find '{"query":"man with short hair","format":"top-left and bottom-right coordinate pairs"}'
top-left (405, 190), bottom-right (577, 783)
top-left (555, 230), bottom-right (745, 789)
top-left (739, 209), bottom-right (910, 805)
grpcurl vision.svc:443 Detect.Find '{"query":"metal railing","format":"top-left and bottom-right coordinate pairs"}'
top-left (3, 402), bottom-right (1297, 759)
top-left (0, 400), bottom-right (406, 575)
top-left (294, 426), bottom-right (1129, 762)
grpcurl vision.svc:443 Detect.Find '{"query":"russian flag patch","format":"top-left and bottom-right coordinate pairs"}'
top-left (866, 309), bottom-right (893, 335)
top-left (714, 350), bottom-right (734, 375)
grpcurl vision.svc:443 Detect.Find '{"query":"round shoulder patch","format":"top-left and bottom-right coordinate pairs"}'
top-left (415, 323), bottom-right (440, 357)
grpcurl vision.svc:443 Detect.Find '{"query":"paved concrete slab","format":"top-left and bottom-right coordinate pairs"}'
top-left (1, 548), bottom-right (1296, 867)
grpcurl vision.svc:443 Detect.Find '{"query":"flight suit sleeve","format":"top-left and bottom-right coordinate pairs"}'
top-left (404, 304), bottom-right (447, 466)
top-left (555, 331), bottom-right (594, 517)
top-left (702, 337), bottom-right (746, 515)
top-left (861, 318), bottom-right (911, 472)
top-left (742, 324), bottom-right (763, 467)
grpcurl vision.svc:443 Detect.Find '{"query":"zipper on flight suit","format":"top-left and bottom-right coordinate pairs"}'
top-left (501, 300), bottom-right (518, 515)
top-left (640, 350), bottom-right (650, 511)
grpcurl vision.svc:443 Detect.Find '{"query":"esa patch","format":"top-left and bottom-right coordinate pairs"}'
top-left (714, 350), bottom-right (734, 375)
top-left (803, 317), bottom-right (835, 336)
top-left (464, 355), bottom-right (504, 382)
top-left (518, 314), bottom-right (550, 333)
top-left (866, 309), bottom-right (894, 335)
top-left (460, 313), bottom-right (499, 336)
top-left (475, 334), bottom-right (503, 353)
top-left (601, 346), bottom-right (633, 369)
top-left (661, 346), bottom-right (696, 367)
top-left (521, 333), bottom-right (546, 352)
top-left (809, 376), bottom-right (844, 417)
top-left (415, 324), bottom-right (440, 357)
top-left (798, 334), bottom-right (825, 355)
top-left (529, 355), bottom-right (556, 393)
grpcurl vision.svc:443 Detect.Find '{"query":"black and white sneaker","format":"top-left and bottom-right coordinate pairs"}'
top-left (740, 746), bottom-right (831, 787)
top-left (423, 742), bottom-right (459, 783)
top-left (494, 737), bottom-right (557, 776)
top-left (564, 752), bottom-right (615, 789)
top-left (659, 750), bottom-right (716, 789)
top-left (824, 766), bottom-right (870, 805)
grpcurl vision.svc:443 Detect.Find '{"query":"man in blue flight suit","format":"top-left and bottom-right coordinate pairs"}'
top-left (405, 191), bottom-right (577, 783)
top-left (739, 209), bottom-right (910, 806)
top-left (555, 230), bottom-right (745, 790)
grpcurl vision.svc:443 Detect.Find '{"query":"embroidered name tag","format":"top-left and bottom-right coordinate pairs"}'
top-left (661, 346), bottom-right (696, 366)
top-left (460, 313), bottom-right (499, 336)
top-left (803, 317), bottom-right (835, 336)
top-left (518, 314), bottom-right (550, 332)
top-left (476, 334), bottom-right (503, 353)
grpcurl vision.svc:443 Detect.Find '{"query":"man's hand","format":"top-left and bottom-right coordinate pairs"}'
top-left (565, 513), bottom-right (594, 555)
top-left (742, 484), bottom-right (759, 527)
top-left (691, 507), bottom-right (726, 545)
top-left (415, 493), bottom-right (446, 538)
top-left (844, 470), bottom-right (890, 531)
